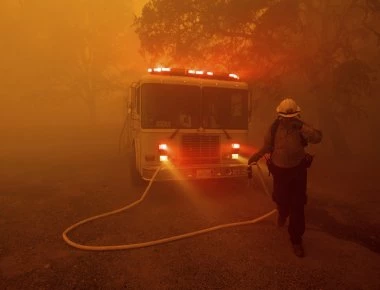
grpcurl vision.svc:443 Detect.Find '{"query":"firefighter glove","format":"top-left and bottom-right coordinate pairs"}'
top-left (248, 154), bottom-right (259, 165)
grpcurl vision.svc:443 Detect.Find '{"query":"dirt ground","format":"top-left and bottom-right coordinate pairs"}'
top-left (1, 125), bottom-right (379, 289)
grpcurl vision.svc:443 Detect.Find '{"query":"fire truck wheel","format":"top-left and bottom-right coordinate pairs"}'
top-left (129, 147), bottom-right (144, 185)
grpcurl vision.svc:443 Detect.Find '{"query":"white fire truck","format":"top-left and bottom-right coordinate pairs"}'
top-left (124, 67), bottom-right (252, 183)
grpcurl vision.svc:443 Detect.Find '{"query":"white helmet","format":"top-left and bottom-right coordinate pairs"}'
top-left (276, 98), bottom-right (301, 118)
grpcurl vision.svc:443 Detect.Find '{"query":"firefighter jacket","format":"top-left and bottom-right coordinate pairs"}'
top-left (251, 118), bottom-right (322, 168)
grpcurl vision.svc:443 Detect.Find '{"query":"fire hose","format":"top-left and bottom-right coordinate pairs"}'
top-left (62, 163), bottom-right (277, 251)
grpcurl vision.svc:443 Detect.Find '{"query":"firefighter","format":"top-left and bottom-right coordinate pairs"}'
top-left (248, 98), bottom-right (322, 257)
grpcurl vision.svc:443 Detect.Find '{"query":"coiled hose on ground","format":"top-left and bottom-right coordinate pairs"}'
top-left (62, 163), bottom-right (277, 251)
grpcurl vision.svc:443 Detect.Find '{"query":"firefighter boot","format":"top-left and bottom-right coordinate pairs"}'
top-left (292, 244), bottom-right (305, 258)
top-left (277, 213), bottom-right (287, 228)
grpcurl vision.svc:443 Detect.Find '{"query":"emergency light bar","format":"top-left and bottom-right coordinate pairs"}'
top-left (147, 67), bottom-right (240, 81)
top-left (148, 67), bottom-right (171, 73)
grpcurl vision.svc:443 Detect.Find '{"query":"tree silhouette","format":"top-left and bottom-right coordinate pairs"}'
top-left (47, 0), bottom-right (134, 123)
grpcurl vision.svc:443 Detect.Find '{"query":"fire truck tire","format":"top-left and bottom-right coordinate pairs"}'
top-left (130, 147), bottom-right (144, 185)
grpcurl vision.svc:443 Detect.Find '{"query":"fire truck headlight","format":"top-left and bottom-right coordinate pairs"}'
top-left (158, 143), bottom-right (169, 162)
top-left (232, 143), bottom-right (240, 149)
top-left (231, 143), bottom-right (240, 159)
top-left (159, 144), bottom-right (168, 150)
top-left (159, 155), bottom-right (169, 162)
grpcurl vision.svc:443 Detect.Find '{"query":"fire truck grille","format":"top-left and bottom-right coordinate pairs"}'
top-left (181, 134), bottom-right (220, 164)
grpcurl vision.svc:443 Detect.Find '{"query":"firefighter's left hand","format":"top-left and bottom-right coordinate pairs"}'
top-left (248, 154), bottom-right (259, 165)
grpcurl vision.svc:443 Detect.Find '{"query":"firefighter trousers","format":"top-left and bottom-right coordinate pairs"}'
top-left (271, 163), bottom-right (307, 245)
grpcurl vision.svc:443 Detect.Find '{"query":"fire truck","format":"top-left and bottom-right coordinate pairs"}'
top-left (124, 67), bottom-right (252, 183)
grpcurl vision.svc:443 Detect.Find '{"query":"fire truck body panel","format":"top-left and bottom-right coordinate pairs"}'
top-left (126, 70), bottom-right (251, 182)
top-left (137, 130), bottom-right (248, 181)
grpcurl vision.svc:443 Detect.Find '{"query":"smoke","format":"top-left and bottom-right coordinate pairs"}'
top-left (0, 0), bottom-right (379, 167)
top-left (0, 0), bottom-right (151, 166)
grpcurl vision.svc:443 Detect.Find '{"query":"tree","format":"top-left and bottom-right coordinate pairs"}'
top-left (47, 0), bottom-right (134, 123)
top-left (135, 0), bottom-right (380, 155)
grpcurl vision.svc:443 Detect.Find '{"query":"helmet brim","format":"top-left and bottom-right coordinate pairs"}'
top-left (277, 111), bottom-right (300, 118)
top-left (276, 104), bottom-right (301, 118)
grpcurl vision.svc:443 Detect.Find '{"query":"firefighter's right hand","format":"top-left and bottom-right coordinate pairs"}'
top-left (291, 118), bottom-right (304, 130)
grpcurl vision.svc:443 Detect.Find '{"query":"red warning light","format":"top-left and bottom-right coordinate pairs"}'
top-left (229, 73), bottom-right (239, 80)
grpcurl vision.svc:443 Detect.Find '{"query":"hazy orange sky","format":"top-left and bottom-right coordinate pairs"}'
top-left (132, 0), bottom-right (148, 15)
top-left (0, 0), bottom-right (153, 128)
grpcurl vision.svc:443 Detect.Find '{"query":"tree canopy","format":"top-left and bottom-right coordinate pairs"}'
top-left (135, 0), bottom-right (380, 154)
top-left (136, 0), bottom-right (379, 79)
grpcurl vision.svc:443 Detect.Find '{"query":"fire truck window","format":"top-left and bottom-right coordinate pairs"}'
top-left (202, 87), bottom-right (248, 129)
top-left (141, 84), bottom-right (201, 129)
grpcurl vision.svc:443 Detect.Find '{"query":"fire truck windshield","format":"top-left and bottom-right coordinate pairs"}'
top-left (141, 83), bottom-right (248, 130)
top-left (202, 87), bottom-right (248, 130)
top-left (141, 83), bottom-right (201, 129)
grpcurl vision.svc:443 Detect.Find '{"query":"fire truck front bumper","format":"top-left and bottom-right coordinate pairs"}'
top-left (141, 164), bottom-right (248, 181)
